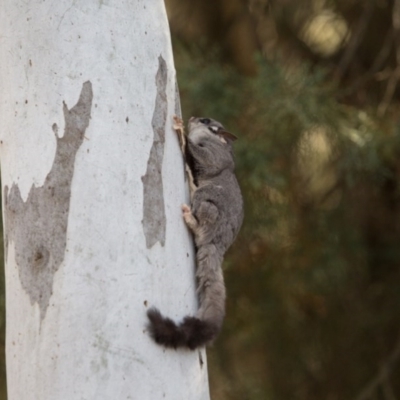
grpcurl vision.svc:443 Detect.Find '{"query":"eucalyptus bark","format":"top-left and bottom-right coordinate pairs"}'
top-left (0, 1), bottom-right (210, 399)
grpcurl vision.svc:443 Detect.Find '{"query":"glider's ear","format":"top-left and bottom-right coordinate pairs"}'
top-left (219, 130), bottom-right (238, 142)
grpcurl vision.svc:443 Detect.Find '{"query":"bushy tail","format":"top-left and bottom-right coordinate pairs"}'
top-left (147, 308), bottom-right (219, 350)
top-left (147, 244), bottom-right (225, 350)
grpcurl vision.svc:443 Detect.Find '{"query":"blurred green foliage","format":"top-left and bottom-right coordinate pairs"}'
top-left (174, 24), bottom-right (400, 399)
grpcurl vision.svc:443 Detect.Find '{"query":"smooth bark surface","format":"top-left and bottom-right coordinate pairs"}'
top-left (0, 1), bottom-right (210, 399)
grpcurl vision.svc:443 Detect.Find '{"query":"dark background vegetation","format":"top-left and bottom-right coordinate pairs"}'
top-left (1, 0), bottom-right (400, 399)
top-left (167, 0), bottom-right (400, 399)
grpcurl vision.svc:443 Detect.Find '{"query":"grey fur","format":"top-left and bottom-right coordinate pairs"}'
top-left (147, 117), bottom-right (243, 349)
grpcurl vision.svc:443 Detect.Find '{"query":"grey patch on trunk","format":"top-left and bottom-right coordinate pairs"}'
top-left (3, 81), bottom-right (93, 321)
top-left (141, 55), bottom-right (167, 248)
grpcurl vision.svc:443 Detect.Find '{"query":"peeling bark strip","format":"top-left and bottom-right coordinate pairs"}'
top-left (4, 81), bottom-right (93, 320)
top-left (141, 56), bottom-right (168, 248)
top-left (174, 81), bottom-right (182, 118)
top-left (174, 83), bottom-right (188, 181)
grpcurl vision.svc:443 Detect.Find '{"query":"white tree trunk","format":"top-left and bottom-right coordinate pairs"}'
top-left (0, 1), bottom-right (210, 399)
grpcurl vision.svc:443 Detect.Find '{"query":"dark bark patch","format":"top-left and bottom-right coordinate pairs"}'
top-left (199, 350), bottom-right (204, 368)
top-left (3, 81), bottom-right (93, 321)
top-left (141, 56), bottom-right (167, 248)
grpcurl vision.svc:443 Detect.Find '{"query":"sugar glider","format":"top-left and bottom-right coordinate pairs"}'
top-left (147, 116), bottom-right (244, 350)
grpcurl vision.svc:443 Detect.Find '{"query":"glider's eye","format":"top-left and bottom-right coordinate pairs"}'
top-left (199, 118), bottom-right (211, 125)
top-left (209, 126), bottom-right (219, 133)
